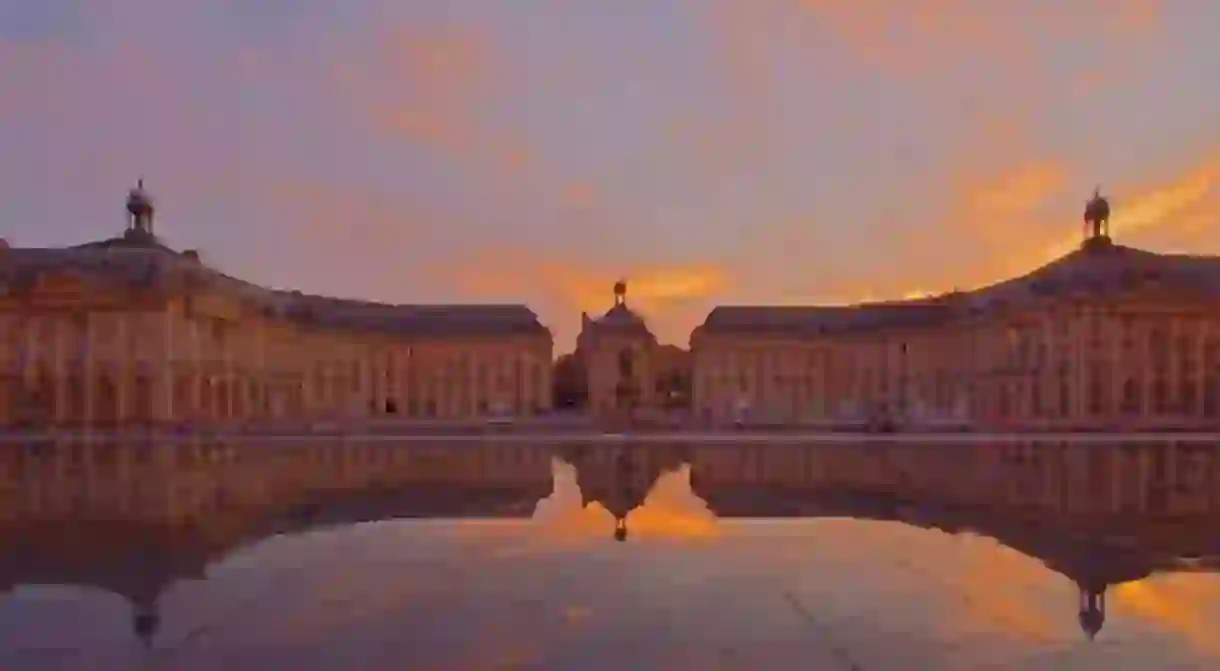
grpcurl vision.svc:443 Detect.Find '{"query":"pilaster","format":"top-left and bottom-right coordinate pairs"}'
top-left (83, 314), bottom-right (94, 426)
top-left (53, 316), bottom-right (67, 424)
top-left (115, 313), bottom-right (129, 425)
top-left (191, 320), bottom-right (203, 420)
top-left (157, 308), bottom-right (175, 423)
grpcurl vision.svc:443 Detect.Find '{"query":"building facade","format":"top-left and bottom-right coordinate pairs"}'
top-left (0, 183), bottom-right (553, 427)
top-left (576, 281), bottom-right (659, 417)
top-left (691, 192), bottom-right (1220, 430)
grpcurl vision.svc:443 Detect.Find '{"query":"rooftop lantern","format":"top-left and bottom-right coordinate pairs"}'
top-left (1082, 186), bottom-right (1112, 249)
top-left (124, 178), bottom-right (156, 241)
top-left (613, 279), bottom-right (627, 307)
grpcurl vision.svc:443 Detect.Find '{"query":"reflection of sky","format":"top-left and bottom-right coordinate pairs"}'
top-left (1, 519), bottom-right (1218, 670)
top-left (5, 2), bottom-right (1220, 348)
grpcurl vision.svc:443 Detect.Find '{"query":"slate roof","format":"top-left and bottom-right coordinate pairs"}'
top-left (697, 242), bottom-right (1220, 338)
top-left (0, 234), bottom-right (550, 339)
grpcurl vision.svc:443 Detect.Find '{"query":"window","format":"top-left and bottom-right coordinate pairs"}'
top-left (1180, 379), bottom-right (1197, 416)
top-left (1122, 379), bottom-right (1140, 416)
top-left (1150, 329), bottom-right (1169, 367)
top-left (1088, 371), bottom-right (1104, 417)
top-left (618, 348), bottom-right (634, 377)
top-left (1153, 378), bottom-right (1169, 414)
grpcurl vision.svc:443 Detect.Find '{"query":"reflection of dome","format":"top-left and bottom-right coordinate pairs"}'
top-left (133, 608), bottom-right (159, 648)
top-left (1078, 606), bottom-right (1104, 640)
top-left (614, 517), bottom-right (628, 542)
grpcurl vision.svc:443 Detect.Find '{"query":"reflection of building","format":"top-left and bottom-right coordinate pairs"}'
top-left (0, 183), bottom-right (553, 427)
top-left (691, 192), bottom-right (1220, 429)
top-left (3, 439), bottom-right (1219, 647)
top-left (577, 281), bottom-right (659, 416)
top-left (1077, 585), bottom-right (1106, 640)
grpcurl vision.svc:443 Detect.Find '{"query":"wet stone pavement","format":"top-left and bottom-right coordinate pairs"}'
top-left (1, 517), bottom-right (1218, 670)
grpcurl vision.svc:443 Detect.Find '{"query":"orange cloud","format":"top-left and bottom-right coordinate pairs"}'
top-left (1114, 575), bottom-right (1220, 654)
top-left (790, 0), bottom-right (1166, 78)
top-left (433, 248), bottom-right (730, 348)
top-left (332, 22), bottom-right (536, 178)
top-left (623, 466), bottom-right (719, 540)
top-left (801, 147), bottom-right (1220, 306)
top-left (559, 181), bottom-right (597, 208)
top-left (534, 460), bottom-right (716, 541)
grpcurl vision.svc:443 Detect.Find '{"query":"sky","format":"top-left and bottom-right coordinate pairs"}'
top-left (2, 0), bottom-right (1219, 351)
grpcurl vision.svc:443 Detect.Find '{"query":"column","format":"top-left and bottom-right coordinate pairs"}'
top-left (223, 343), bottom-right (234, 422)
top-left (115, 314), bottom-right (129, 425)
top-left (1072, 315), bottom-right (1084, 423)
top-left (157, 308), bottom-right (175, 424)
top-left (192, 323), bottom-right (204, 423)
top-left (22, 316), bottom-right (38, 394)
top-left (1141, 322), bottom-right (1152, 419)
top-left (324, 360), bottom-right (337, 416)
top-left (1197, 322), bottom-right (1208, 422)
top-left (253, 323), bottom-right (264, 419)
top-left (1110, 313), bottom-right (1122, 425)
top-left (53, 317), bottom-right (67, 425)
top-left (83, 314), bottom-right (94, 427)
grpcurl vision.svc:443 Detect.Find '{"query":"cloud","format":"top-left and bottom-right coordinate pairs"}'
top-left (431, 246), bottom-right (730, 348)
top-left (1114, 575), bottom-right (1220, 655)
top-left (330, 20), bottom-right (538, 180)
top-left (533, 461), bottom-right (717, 540)
top-left (788, 0), bottom-right (1167, 81)
top-left (2, 1), bottom-right (1218, 350)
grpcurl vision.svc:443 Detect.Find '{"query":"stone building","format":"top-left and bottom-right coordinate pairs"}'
top-left (0, 182), bottom-right (553, 427)
top-left (691, 191), bottom-right (1220, 430)
top-left (576, 281), bottom-right (659, 416)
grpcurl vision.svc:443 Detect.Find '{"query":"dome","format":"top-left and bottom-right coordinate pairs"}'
top-left (599, 302), bottom-right (647, 326)
top-left (127, 180), bottom-right (154, 216)
top-left (1084, 188), bottom-right (1110, 223)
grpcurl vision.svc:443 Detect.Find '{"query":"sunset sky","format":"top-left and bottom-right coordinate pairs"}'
top-left (3, 1), bottom-right (1219, 350)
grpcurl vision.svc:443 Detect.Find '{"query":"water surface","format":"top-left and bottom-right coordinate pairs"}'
top-left (1, 437), bottom-right (1218, 670)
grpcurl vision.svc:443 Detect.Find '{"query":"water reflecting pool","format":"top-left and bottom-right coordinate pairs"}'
top-left (1, 437), bottom-right (1218, 669)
